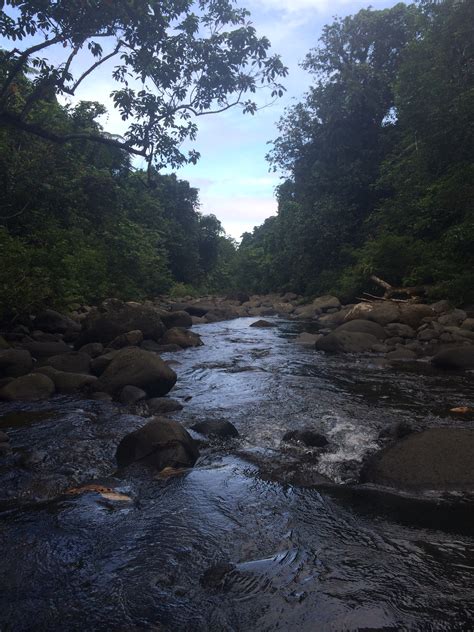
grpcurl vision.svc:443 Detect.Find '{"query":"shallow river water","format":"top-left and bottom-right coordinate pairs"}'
top-left (1, 317), bottom-right (474, 631)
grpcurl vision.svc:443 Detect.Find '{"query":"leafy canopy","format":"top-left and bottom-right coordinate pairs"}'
top-left (0, 0), bottom-right (287, 167)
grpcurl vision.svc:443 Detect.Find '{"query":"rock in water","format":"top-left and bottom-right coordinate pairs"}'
top-left (146, 398), bottom-right (184, 414)
top-left (335, 319), bottom-right (387, 340)
top-left (362, 428), bottom-right (474, 491)
top-left (316, 330), bottom-right (378, 353)
top-left (33, 309), bottom-right (80, 334)
top-left (44, 352), bottom-right (91, 374)
top-left (282, 429), bottom-right (328, 447)
top-left (78, 299), bottom-right (165, 345)
top-left (250, 320), bottom-right (275, 328)
top-left (191, 419), bottom-right (239, 439)
top-left (116, 417), bottom-right (199, 471)
top-left (431, 347), bottom-right (474, 370)
top-left (161, 327), bottom-right (203, 348)
top-left (0, 349), bottom-right (33, 378)
top-left (0, 373), bottom-right (55, 400)
top-left (97, 347), bottom-right (177, 397)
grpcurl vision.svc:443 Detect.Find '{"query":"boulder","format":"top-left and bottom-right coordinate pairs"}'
top-left (317, 310), bottom-right (348, 329)
top-left (335, 319), bottom-right (387, 340)
top-left (398, 304), bottom-right (434, 329)
top-left (362, 428), bottom-right (474, 491)
top-left (316, 330), bottom-right (379, 353)
top-left (385, 323), bottom-right (416, 339)
top-left (378, 421), bottom-right (414, 440)
top-left (161, 327), bottom-right (203, 349)
top-left (97, 347), bottom-right (177, 397)
top-left (90, 350), bottom-right (119, 376)
top-left (78, 299), bottom-right (166, 345)
top-left (312, 295), bottom-right (340, 311)
top-left (293, 305), bottom-right (320, 320)
top-left (367, 303), bottom-right (400, 326)
top-left (438, 309), bottom-right (468, 327)
top-left (204, 306), bottom-right (240, 322)
top-left (182, 302), bottom-right (214, 317)
top-left (78, 342), bottom-right (104, 358)
top-left (431, 347), bottom-right (474, 370)
top-left (146, 398), bottom-right (184, 414)
top-left (33, 309), bottom-right (80, 334)
top-left (160, 310), bottom-right (193, 329)
top-left (22, 340), bottom-right (71, 358)
top-left (294, 332), bottom-right (323, 346)
top-left (225, 292), bottom-right (250, 304)
top-left (0, 373), bottom-right (55, 400)
top-left (430, 300), bottom-right (451, 314)
top-left (461, 318), bottom-right (474, 332)
top-left (386, 348), bottom-right (417, 361)
top-left (44, 352), bottom-right (91, 374)
top-left (282, 429), bottom-right (328, 448)
top-left (141, 341), bottom-right (182, 354)
top-left (52, 372), bottom-right (97, 394)
top-left (0, 349), bottom-right (33, 378)
top-left (191, 419), bottom-right (239, 439)
top-left (109, 329), bottom-right (144, 349)
top-left (191, 316), bottom-right (206, 325)
top-left (344, 303), bottom-right (373, 321)
top-left (116, 417), bottom-right (199, 471)
top-left (119, 385), bottom-right (147, 405)
top-left (250, 320), bottom-right (275, 328)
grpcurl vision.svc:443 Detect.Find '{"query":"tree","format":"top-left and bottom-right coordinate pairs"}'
top-left (0, 0), bottom-right (287, 168)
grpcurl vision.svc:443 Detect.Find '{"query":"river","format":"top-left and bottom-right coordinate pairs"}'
top-left (1, 317), bottom-right (474, 631)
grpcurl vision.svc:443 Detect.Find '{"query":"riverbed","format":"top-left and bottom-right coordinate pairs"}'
top-left (1, 317), bottom-right (474, 631)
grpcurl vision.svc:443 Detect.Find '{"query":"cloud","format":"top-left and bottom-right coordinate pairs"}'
top-left (199, 194), bottom-right (277, 239)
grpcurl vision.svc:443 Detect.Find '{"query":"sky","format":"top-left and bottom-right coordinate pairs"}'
top-left (4, 0), bottom-right (400, 240)
top-left (170, 0), bottom-right (399, 239)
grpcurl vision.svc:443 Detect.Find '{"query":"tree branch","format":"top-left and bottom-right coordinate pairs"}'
top-left (0, 35), bottom-right (64, 103)
top-left (63, 43), bottom-right (122, 95)
top-left (0, 111), bottom-right (148, 158)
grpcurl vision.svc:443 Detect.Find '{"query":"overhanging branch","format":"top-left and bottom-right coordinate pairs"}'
top-left (0, 111), bottom-right (148, 158)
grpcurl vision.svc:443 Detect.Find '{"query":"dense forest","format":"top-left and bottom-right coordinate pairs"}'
top-left (0, 0), bottom-right (473, 321)
top-left (0, 91), bottom-right (237, 317)
top-left (237, 0), bottom-right (474, 305)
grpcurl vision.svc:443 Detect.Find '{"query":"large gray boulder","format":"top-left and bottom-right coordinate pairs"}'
top-left (161, 327), bottom-right (203, 348)
top-left (44, 352), bottom-right (91, 374)
top-left (317, 310), bottom-right (348, 329)
top-left (385, 323), bottom-right (416, 339)
top-left (0, 373), bottom-right (55, 400)
top-left (78, 299), bottom-right (165, 345)
top-left (316, 330), bottom-right (379, 353)
top-left (312, 295), bottom-right (340, 311)
top-left (97, 347), bottom-right (177, 397)
top-left (367, 303), bottom-right (400, 326)
top-left (33, 309), bottom-right (80, 334)
top-left (159, 310), bottom-right (193, 329)
top-left (22, 340), bottom-right (71, 358)
top-left (362, 429), bottom-right (474, 491)
top-left (116, 417), bottom-right (199, 471)
top-left (52, 371), bottom-right (97, 394)
top-left (431, 347), bottom-right (474, 370)
top-left (438, 309), bottom-right (468, 327)
top-left (0, 349), bottom-right (33, 378)
top-left (335, 319), bottom-right (387, 340)
top-left (398, 304), bottom-right (435, 329)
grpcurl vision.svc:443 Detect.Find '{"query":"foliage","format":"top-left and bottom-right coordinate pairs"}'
top-left (0, 79), bottom-right (237, 320)
top-left (234, 0), bottom-right (474, 305)
top-left (0, 0), bottom-right (286, 167)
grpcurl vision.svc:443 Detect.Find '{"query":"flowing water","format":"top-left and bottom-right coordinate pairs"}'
top-left (1, 317), bottom-right (474, 631)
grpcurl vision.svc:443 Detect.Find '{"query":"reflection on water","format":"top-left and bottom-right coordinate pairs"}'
top-left (1, 317), bottom-right (474, 631)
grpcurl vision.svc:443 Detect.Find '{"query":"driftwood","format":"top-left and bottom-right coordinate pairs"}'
top-left (356, 276), bottom-right (426, 304)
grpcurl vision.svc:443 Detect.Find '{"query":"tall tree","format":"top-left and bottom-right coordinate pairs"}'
top-left (0, 0), bottom-right (286, 168)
